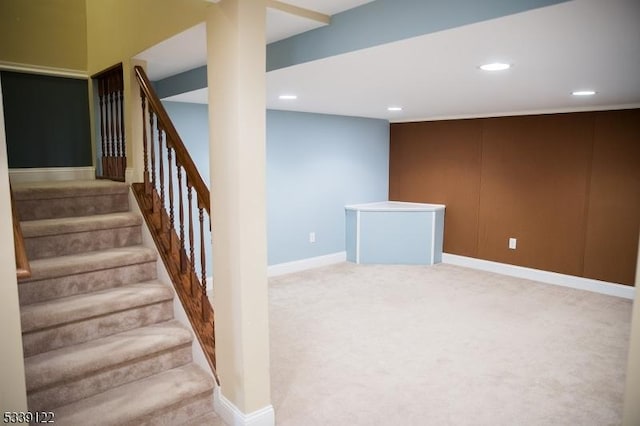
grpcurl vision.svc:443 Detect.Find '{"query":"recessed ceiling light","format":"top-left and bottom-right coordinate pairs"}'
top-left (387, 106), bottom-right (403, 111)
top-left (279, 94), bottom-right (297, 100)
top-left (479, 62), bottom-right (511, 71)
top-left (571, 90), bottom-right (596, 96)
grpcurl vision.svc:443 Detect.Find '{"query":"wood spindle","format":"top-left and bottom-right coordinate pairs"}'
top-left (177, 161), bottom-right (186, 273)
top-left (118, 73), bottom-right (125, 159)
top-left (109, 76), bottom-right (115, 160)
top-left (149, 112), bottom-right (156, 197)
top-left (167, 144), bottom-right (175, 239)
top-left (140, 90), bottom-right (149, 189)
top-left (199, 205), bottom-right (207, 320)
top-left (158, 123), bottom-right (165, 228)
top-left (114, 77), bottom-right (121, 159)
top-left (99, 79), bottom-right (107, 163)
top-left (188, 184), bottom-right (196, 296)
top-left (199, 205), bottom-right (206, 296)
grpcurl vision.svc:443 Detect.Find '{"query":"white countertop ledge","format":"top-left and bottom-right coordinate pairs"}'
top-left (345, 201), bottom-right (446, 212)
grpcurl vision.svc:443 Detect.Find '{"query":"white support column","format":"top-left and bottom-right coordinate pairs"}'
top-left (206, 0), bottom-right (273, 424)
top-left (127, 59), bottom-right (147, 183)
top-left (623, 236), bottom-right (640, 426)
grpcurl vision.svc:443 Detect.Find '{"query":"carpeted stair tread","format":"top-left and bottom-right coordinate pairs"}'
top-left (54, 364), bottom-right (215, 425)
top-left (21, 282), bottom-right (173, 333)
top-left (180, 410), bottom-right (226, 426)
top-left (11, 180), bottom-right (129, 200)
top-left (25, 320), bottom-right (192, 392)
top-left (21, 246), bottom-right (157, 282)
top-left (17, 180), bottom-right (218, 422)
top-left (21, 212), bottom-right (142, 237)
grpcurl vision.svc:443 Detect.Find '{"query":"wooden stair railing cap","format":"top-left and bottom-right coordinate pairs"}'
top-left (10, 184), bottom-right (31, 279)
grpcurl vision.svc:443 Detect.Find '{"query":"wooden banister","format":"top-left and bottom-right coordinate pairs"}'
top-left (134, 66), bottom-right (210, 212)
top-left (132, 65), bottom-right (217, 383)
top-left (11, 185), bottom-right (31, 280)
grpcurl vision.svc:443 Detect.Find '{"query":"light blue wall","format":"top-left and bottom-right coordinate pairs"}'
top-left (267, 110), bottom-right (389, 265)
top-left (162, 101), bottom-right (210, 182)
top-left (161, 101), bottom-right (211, 278)
top-left (156, 67), bottom-right (207, 99)
top-left (161, 102), bottom-right (390, 266)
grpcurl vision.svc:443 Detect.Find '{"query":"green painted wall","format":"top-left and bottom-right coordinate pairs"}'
top-left (1, 71), bottom-right (91, 168)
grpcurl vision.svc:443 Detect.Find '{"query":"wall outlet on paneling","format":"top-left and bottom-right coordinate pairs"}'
top-left (309, 232), bottom-right (316, 243)
top-left (508, 237), bottom-right (517, 250)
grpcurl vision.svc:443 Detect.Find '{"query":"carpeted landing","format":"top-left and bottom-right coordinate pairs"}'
top-left (13, 180), bottom-right (222, 425)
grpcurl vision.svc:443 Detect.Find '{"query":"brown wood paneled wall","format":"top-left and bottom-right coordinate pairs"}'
top-left (389, 120), bottom-right (483, 257)
top-left (583, 110), bottom-right (640, 285)
top-left (389, 109), bottom-right (640, 286)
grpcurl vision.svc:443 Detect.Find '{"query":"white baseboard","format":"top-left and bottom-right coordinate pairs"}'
top-left (442, 253), bottom-right (635, 300)
top-left (9, 166), bottom-right (96, 183)
top-left (268, 251), bottom-right (346, 277)
top-left (214, 387), bottom-right (275, 426)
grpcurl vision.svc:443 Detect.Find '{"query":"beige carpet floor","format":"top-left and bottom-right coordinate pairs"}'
top-left (268, 262), bottom-right (632, 426)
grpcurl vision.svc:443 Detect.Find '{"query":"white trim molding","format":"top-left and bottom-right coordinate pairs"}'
top-left (9, 167), bottom-right (96, 183)
top-left (214, 387), bottom-right (275, 426)
top-left (268, 251), bottom-right (346, 277)
top-left (0, 61), bottom-right (88, 79)
top-left (391, 104), bottom-right (640, 124)
top-left (442, 253), bottom-right (635, 300)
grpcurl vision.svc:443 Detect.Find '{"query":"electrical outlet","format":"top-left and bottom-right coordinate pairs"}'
top-left (508, 237), bottom-right (517, 250)
top-left (309, 232), bottom-right (316, 243)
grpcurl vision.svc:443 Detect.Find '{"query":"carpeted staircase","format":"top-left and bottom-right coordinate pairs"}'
top-left (12, 180), bottom-right (221, 425)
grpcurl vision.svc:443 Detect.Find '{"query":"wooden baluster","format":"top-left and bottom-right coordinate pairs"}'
top-left (177, 160), bottom-right (186, 272)
top-left (199, 205), bottom-right (206, 293)
top-left (114, 73), bottom-right (121, 161)
top-left (118, 72), bottom-right (125, 160)
top-left (199, 205), bottom-right (207, 320)
top-left (109, 74), bottom-right (116, 165)
top-left (149, 112), bottom-right (156, 204)
top-left (158, 123), bottom-right (165, 229)
top-left (167, 143), bottom-right (175, 244)
top-left (99, 78), bottom-right (106, 173)
top-left (188, 184), bottom-right (196, 296)
top-left (140, 90), bottom-right (149, 192)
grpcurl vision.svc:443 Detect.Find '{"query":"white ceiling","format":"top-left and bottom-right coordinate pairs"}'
top-left (137, 0), bottom-right (375, 80)
top-left (151, 0), bottom-right (640, 122)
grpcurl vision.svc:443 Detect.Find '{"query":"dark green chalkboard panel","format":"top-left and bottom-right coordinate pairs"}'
top-left (1, 71), bottom-right (91, 168)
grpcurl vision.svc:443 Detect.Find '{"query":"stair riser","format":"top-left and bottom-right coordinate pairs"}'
top-left (22, 301), bottom-right (173, 357)
top-left (19, 262), bottom-right (157, 305)
top-left (136, 392), bottom-right (214, 426)
top-left (25, 226), bottom-right (142, 260)
top-left (17, 194), bottom-right (129, 221)
top-left (28, 345), bottom-right (192, 411)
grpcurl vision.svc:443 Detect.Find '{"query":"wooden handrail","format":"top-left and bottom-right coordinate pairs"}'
top-left (134, 66), bottom-right (210, 213)
top-left (11, 185), bottom-right (31, 279)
